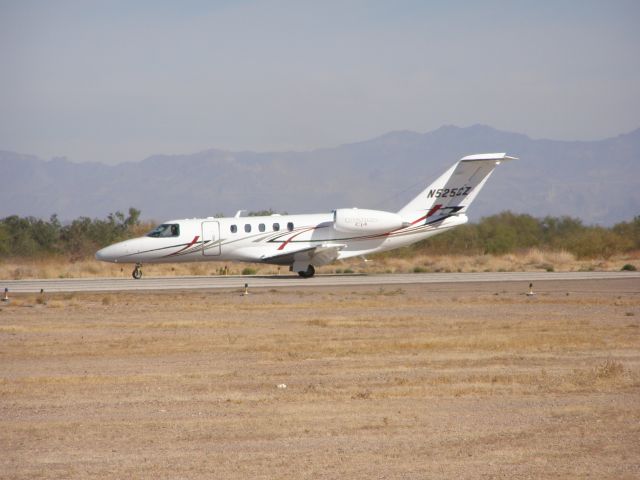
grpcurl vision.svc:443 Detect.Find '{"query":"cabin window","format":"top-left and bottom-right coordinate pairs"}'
top-left (259, 223), bottom-right (265, 232)
top-left (146, 223), bottom-right (180, 238)
top-left (273, 223), bottom-right (280, 231)
top-left (244, 224), bottom-right (252, 233)
top-left (287, 222), bottom-right (294, 231)
top-left (230, 225), bottom-right (237, 233)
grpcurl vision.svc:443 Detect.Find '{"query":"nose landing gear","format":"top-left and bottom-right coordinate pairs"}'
top-left (132, 264), bottom-right (143, 280)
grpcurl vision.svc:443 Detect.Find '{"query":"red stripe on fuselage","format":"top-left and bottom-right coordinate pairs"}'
top-left (410, 214), bottom-right (427, 226)
top-left (277, 227), bottom-right (315, 250)
top-left (169, 235), bottom-right (200, 255)
top-left (407, 204), bottom-right (442, 227)
top-left (426, 204), bottom-right (443, 218)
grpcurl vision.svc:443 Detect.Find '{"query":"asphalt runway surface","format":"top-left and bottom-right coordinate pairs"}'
top-left (2, 271), bottom-right (638, 293)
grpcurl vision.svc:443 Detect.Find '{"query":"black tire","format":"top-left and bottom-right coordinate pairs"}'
top-left (132, 267), bottom-right (142, 280)
top-left (297, 265), bottom-right (315, 278)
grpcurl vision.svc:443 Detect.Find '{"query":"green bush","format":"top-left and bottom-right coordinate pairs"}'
top-left (621, 264), bottom-right (637, 271)
top-left (2, 211), bottom-right (639, 261)
top-left (241, 267), bottom-right (257, 275)
top-left (375, 213), bottom-right (640, 260)
top-left (0, 208), bottom-right (141, 259)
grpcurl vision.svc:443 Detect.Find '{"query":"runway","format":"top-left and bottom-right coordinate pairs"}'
top-left (2, 271), bottom-right (638, 293)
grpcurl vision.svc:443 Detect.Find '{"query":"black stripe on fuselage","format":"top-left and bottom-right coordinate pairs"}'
top-left (117, 240), bottom-right (211, 259)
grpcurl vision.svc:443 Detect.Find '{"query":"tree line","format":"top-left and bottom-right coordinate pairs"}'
top-left (0, 209), bottom-right (638, 260)
top-left (406, 212), bottom-right (640, 258)
top-left (0, 208), bottom-right (146, 260)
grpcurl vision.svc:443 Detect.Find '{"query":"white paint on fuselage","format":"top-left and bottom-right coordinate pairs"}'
top-left (95, 153), bottom-right (516, 273)
top-left (95, 212), bottom-right (467, 265)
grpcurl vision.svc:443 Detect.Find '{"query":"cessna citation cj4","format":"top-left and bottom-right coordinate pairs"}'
top-left (96, 153), bottom-right (516, 279)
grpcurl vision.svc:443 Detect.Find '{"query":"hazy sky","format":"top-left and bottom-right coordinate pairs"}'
top-left (1, 0), bottom-right (639, 163)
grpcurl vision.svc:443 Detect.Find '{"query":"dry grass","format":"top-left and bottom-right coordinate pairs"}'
top-left (373, 249), bottom-right (639, 275)
top-left (0, 280), bottom-right (639, 478)
top-left (1, 249), bottom-right (639, 280)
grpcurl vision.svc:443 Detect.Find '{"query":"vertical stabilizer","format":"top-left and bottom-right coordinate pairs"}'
top-left (398, 153), bottom-right (517, 221)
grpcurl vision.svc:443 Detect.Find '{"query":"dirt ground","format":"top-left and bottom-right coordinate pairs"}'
top-left (1, 279), bottom-right (639, 479)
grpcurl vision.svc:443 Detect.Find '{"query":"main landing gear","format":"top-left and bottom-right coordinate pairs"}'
top-left (132, 263), bottom-right (143, 280)
top-left (297, 265), bottom-right (315, 278)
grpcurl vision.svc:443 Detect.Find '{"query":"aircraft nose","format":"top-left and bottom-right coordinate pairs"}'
top-left (95, 245), bottom-right (115, 262)
top-left (95, 238), bottom-right (144, 263)
top-left (95, 244), bottom-right (125, 263)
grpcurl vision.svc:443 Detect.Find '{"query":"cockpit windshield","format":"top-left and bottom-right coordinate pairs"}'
top-left (146, 223), bottom-right (180, 238)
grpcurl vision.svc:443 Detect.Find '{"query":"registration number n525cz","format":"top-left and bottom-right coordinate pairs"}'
top-left (427, 186), bottom-right (472, 198)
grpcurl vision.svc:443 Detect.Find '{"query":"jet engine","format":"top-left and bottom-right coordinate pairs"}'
top-left (333, 208), bottom-right (407, 235)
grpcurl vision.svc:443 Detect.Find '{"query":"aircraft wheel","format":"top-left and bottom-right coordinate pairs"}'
top-left (297, 265), bottom-right (315, 278)
top-left (132, 265), bottom-right (143, 280)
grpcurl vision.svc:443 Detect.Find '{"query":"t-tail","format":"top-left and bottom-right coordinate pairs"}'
top-left (398, 153), bottom-right (517, 225)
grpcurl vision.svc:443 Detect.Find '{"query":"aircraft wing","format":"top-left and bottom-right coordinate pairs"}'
top-left (260, 244), bottom-right (347, 266)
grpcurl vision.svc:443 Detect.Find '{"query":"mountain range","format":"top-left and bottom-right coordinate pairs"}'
top-left (2, 124), bottom-right (639, 225)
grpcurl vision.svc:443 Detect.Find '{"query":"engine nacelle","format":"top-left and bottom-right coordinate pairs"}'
top-left (333, 208), bottom-right (406, 235)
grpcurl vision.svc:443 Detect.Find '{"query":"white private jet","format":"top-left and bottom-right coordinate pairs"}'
top-left (96, 153), bottom-right (516, 279)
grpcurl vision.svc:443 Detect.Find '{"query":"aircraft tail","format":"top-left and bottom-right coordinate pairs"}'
top-left (398, 153), bottom-right (517, 222)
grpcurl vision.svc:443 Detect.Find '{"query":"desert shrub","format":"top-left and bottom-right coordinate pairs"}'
top-left (377, 212), bottom-right (640, 260)
top-left (241, 267), bottom-right (257, 275)
top-left (559, 227), bottom-right (627, 259)
top-left (3, 210), bottom-right (639, 261)
top-left (612, 216), bottom-right (640, 250)
top-left (247, 209), bottom-right (282, 216)
top-left (0, 215), bottom-right (61, 256)
top-left (621, 264), bottom-right (637, 271)
top-left (595, 358), bottom-right (624, 379)
top-left (1, 208), bottom-right (141, 259)
top-left (478, 212), bottom-right (542, 254)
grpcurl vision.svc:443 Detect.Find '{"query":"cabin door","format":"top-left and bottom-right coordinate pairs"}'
top-left (201, 221), bottom-right (221, 256)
